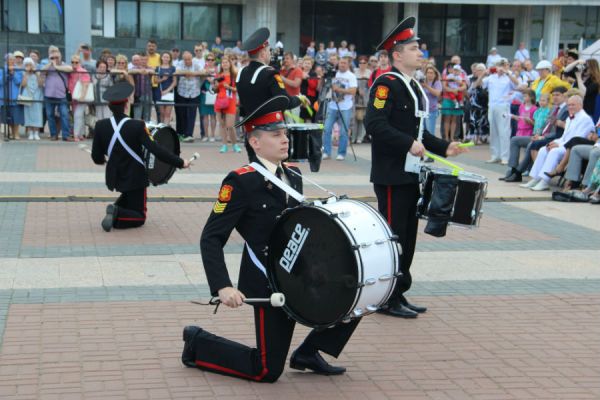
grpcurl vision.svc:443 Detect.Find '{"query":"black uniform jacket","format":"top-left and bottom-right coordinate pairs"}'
top-left (237, 60), bottom-right (301, 116)
top-left (91, 113), bottom-right (184, 192)
top-left (200, 159), bottom-right (303, 299)
top-left (365, 66), bottom-right (450, 186)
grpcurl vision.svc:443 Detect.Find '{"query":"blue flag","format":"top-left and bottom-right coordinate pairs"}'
top-left (51, 0), bottom-right (63, 15)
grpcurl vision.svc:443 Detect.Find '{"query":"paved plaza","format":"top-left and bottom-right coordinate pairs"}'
top-left (0, 138), bottom-right (598, 399)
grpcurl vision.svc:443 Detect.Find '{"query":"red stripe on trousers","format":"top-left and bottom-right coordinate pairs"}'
top-left (387, 186), bottom-right (392, 225)
top-left (195, 307), bottom-right (269, 381)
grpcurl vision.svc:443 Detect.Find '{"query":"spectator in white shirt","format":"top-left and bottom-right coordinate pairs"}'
top-left (524, 95), bottom-right (595, 191)
top-left (486, 47), bottom-right (502, 68)
top-left (514, 42), bottom-right (530, 63)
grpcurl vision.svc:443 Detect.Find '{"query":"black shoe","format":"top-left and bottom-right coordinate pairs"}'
top-left (401, 299), bottom-right (427, 313)
top-left (182, 326), bottom-right (201, 368)
top-left (290, 349), bottom-right (346, 375)
top-left (101, 204), bottom-right (117, 232)
top-left (376, 303), bottom-right (418, 318)
top-left (505, 172), bottom-right (523, 183)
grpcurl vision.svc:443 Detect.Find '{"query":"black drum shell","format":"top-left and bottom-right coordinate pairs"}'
top-left (145, 125), bottom-right (180, 186)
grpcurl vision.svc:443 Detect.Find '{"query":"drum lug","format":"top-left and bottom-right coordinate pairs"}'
top-left (366, 305), bottom-right (378, 312)
top-left (351, 244), bottom-right (361, 251)
top-left (364, 278), bottom-right (376, 286)
top-left (360, 242), bottom-right (371, 248)
top-left (339, 211), bottom-right (351, 218)
top-left (390, 234), bottom-right (399, 242)
top-left (353, 308), bottom-right (363, 317)
top-left (378, 274), bottom-right (393, 281)
top-left (393, 272), bottom-right (403, 277)
top-left (329, 213), bottom-right (339, 219)
top-left (374, 239), bottom-right (386, 245)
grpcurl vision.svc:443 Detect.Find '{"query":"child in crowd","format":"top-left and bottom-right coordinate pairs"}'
top-left (445, 64), bottom-right (465, 108)
top-left (512, 89), bottom-right (537, 137)
top-left (21, 57), bottom-right (44, 140)
top-left (532, 93), bottom-right (551, 136)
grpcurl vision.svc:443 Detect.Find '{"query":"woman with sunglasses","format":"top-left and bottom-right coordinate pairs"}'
top-left (68, 55), bottom-right (92, 141)
top-left (200, 55), bottom-right (217, 142)
top-left (214, 56), bottom-right (239, 152)
top-left (111, 55), bottom-right (134, 115)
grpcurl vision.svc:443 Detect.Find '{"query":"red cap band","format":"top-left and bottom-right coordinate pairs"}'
top-left (243, 111), bottom-right (284, 133)
top-left (109, 99), bottom-right (128, 105)
top-left (248, 41), bottom-right (269, 55)
top-left (382, 28), bottom-right (414, 51)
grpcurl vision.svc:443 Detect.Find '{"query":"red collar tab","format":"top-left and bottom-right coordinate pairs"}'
top-left (248, 41), bottom-right (269, 55)
top-left (383, 28), bottom-right (414, 51)
top-left (244, 111), bottom-right (284, 133)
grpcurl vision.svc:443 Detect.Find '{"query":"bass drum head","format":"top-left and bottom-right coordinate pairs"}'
top-left (146, 125), bottom-right (180, 186)
top-left (268, 206), bottom-right (358, 329)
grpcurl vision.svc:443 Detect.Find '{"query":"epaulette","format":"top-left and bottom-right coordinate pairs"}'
top-left (234, 165), bottom-right (256, 175)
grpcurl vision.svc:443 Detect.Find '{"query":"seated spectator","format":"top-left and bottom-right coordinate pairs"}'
top-left (546, 129), bottom-right (598, 181)
top-left (21, 57), bottom-right (44, 140)
top-left (531, 60), bottom-right (570, 106)
top-left (532, 93), bottom-right (552, 136)
top-left (41, 48), bottom-right (72, 141)
top-left (68, 54), bottom-right (92, 141)
top-left (521, 94), bottom-right (595, 191)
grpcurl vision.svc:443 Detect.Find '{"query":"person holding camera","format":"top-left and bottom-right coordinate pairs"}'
top-left (565, 58), bottom-right (600, 122)
top-left (322, 57), bottom-right (357, 161)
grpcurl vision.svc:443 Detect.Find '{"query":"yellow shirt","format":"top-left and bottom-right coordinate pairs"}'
top-left (531, 74), bottom-right (570, 106)
top-left (147, 53), bottom-right (161, 87)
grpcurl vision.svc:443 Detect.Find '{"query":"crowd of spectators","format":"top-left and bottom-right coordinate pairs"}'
top-left (1, 37), bottom-right (599, 196)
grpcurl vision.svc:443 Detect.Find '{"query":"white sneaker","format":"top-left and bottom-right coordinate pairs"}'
top-left (500, 160), bottom-right (508, 165)
top-left (486, 158), bottom-right (501, 163)
top-left (520, 179), bottom-right (540, 188)
top-left (322, 153), bottom-right (330, 160)
top-left (201, 137), bottom-right (208, 142)
top-left (336, 154), bottom-right (345, 161)
top-left (530, 180), bottom-right (550, 191)
top-left (28, 132), bottom-right (34, 140)
top-left (209, 137), bottom-right (215, 142)
top-left (34, 132), bottom-right (40, 141)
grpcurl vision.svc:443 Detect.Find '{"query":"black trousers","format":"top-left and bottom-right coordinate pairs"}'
top-left (374, 183), bottom-right (420, 300)
top-left (179, 96), bottom-right (199, 138)
top-left (113, 188), bottom-right (147, 229)
top-left (189, 306), bottom-right (359, 383)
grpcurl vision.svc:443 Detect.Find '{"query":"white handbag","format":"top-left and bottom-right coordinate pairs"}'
top-left (73, 80), bottom-right (94, 102)
top-left (160, 91), bottom-right (174, 102)
top-left (204, 89), bottom-right (216, 105)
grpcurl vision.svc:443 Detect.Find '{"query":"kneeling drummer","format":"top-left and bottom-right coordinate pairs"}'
top-left (91, 82), bottom-right (190, 231)
top-left (182, 95), bottom-right (360, 382)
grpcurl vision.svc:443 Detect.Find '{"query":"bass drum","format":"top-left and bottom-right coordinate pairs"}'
top-left (267, 198), bottom-right (401, 329)
top-left (144, 123), bottom-right (180, 186)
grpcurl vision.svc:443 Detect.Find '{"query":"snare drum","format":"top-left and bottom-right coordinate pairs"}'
top-left (286, 123), bottom-right (322, 161)
top-left (267, 198), bottom-right (400, 329)
top-left (418, 168), bottom-right (487, 227)
top-left (144, 123), bottom-right (180, 186)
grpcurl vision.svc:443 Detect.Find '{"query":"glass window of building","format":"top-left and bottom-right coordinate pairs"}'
top-left (40, 0), bottom-right (64, 33)
top-left (220, 5), bottom-right (242, 42)
top-left (91, 0), bottom-right (103, 35)
top-left (561, 6), bottom-right (600, 47)
top-left (116, 0), bottom-right (138, 37)
top-left (183, 5), bottom-right (218, 41)
top-left (140, 2), bottom-right (180, 40)
top-left (2, 0), bottom-right (27, 32)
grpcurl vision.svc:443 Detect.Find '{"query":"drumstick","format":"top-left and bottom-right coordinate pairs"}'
top-left (424, 151), bottom-right (464, 176)
top-left (457, 142), bottom-right (475, 148)
top-left (192, 293), bottom-right (286, 308)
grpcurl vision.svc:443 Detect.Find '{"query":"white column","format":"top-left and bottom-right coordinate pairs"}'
top-left (103, 0), bottom-right (115, 38)
top-left (27, 0), bottom-right (40, 34)
top-left (257, 0), bottom-right (278, 43)
top-left (382, 3), bottom-right (399, 39)
top-left (543, 6), bottom-right (561, 61)
top-left (64, 0), bottom-right (92, 56)
top-left (403, 3), bottom-right (419, 34)
top-left (519, 6), bottom-right (532, 51)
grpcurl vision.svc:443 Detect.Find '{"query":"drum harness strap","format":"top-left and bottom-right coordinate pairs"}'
top-left (235, 65), bottom-right (269, 85)
top-left (374, 72), bottom-right (429, 174)
top-left (107, 117), bottom-right (145, 166)
top-left (242, 162), bottom-right (306, 278)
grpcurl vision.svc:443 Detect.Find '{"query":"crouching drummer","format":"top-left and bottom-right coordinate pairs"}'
top-left (91, 82), bottom-right (190, 232)
top-left (182, 95), bottom-right (359, 382)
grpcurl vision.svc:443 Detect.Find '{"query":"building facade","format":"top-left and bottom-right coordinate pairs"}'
top-left (1, 0), bottom-right (598, 66)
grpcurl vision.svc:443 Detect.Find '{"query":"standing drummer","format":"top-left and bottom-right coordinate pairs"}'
top-left (181, 96), bottom-right (359, 382)
top-left (365, 17), bottom-right (466, 318)
top-left (236, 27), bottom-right (307, 117)
top-left (91, 82), bottom-right (189, 232)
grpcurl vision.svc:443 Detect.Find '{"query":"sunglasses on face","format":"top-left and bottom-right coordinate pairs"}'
top-left (206, 59), bottom-right (215, 61)
top-left (71, 61), bottom-right (79, 64)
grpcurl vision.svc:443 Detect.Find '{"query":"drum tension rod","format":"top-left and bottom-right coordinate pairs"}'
top-left (190, 298), bottom-right (222, 314)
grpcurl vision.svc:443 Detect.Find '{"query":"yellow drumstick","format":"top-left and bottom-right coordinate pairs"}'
top-left (424, 151), bottom-right (464, 176)
top-left (458, 142), bottom-right (475, 148)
